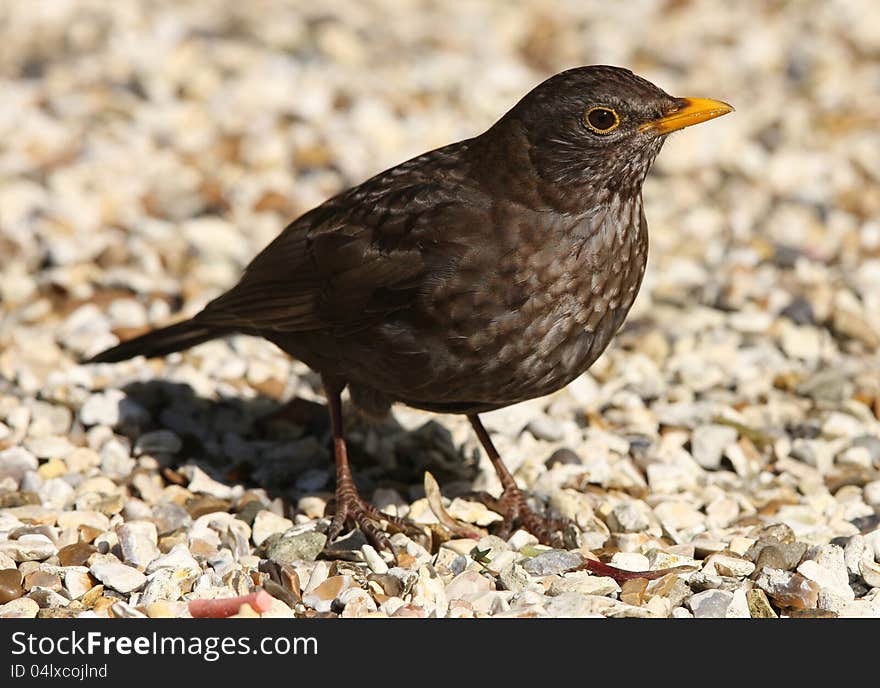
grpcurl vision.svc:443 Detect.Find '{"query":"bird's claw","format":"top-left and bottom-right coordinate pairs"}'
top-left (478, 487), bottom-right (571, 547)
top-left (326, 493), bottom-right (421, 564)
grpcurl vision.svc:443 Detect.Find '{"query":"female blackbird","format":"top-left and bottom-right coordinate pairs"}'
top-left (89, 66), bottom-right (732, 556)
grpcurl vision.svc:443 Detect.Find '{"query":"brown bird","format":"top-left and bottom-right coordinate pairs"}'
top-left (88, 66), bottom-right (732, 560)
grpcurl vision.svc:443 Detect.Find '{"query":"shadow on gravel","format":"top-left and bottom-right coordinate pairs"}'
top-left (116, 379), bottom-right (479, 511)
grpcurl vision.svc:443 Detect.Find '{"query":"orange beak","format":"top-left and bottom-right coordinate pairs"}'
top-left (640, 97), bottom-right (734, 135)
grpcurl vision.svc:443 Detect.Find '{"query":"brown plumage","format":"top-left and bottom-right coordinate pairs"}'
top-left (89, 66), bottom-right (731, 563)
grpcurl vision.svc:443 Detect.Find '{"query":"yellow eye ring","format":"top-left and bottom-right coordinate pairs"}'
top-left (585, 106), bottom-right (620, 134)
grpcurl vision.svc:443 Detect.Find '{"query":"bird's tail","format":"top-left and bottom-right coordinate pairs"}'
top-left (86, 319), bottom-right (229, 363)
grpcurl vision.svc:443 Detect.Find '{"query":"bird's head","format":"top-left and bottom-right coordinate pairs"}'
top-left (494, 65), bottom-right (733, 208)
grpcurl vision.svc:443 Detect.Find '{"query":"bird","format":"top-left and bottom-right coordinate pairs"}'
top-left (88, 65), bottom-right (732, 561)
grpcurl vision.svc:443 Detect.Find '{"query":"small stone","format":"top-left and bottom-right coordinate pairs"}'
top-left (852, 435), bottom-right (880, 466)
top-left (185, 496), bottom-right (232, 518)
top-left (28, 587), bottom-right (70, 609)
top-left (609, 552), bottom-right (650, 572)
top-left (23, 570), bottom-right (61, 592)
top-left (37, 458), bottom-right (67, 479)
top-left (726, 588), bottom-right (751, 618)
top-left (507, 529), bottom-right (539, 551)
top-left (24, 435), bottom-right (75, 460)
top-left (746, 588), bottom-right (778, 618)
top-left (756, 568), bottom-right (820, 610)
top-left (152, 502), bottom-right (191, 534)
top-left (264, 530), bottom-right (327, 564)
top-left (687, 589), bottom-right (734, 618)
top-left (80, 390), bottom-right (149, 428)
top-left (842, 535), bottom-right (870, 576)
top-left (548, 571), bottom-right (620, 597)
top-left (523, 550), bottom-right (584, 575)
top-left (691, 424), bottom-right (738, 469)
top-left (0, 447), bottom-right (38, 484)
top-left (796, 544), bottom-right (854, 613)
top-left (302, 575), bottom-right (356, 613)
top-left (498, 563), bottom-right (530, 593)
top-left (751, 542), bottom-right (806, 572)
top-left (446, 498), bottom-right (503, 525)
top-left (620, 578), bottom-right (649, 606)
top-left (361, 545), bottom-right (389, 574)
top-left (89, 557), bottom-right (147, 593)
top-left (111, 601), bottom-right (147, 618)
top-left (185, 466), bottom-right (234, 499)
top-left (145, 601), bottom-right (184, 618)
top-left (445, 570), bottom-right (493, 600)
top-left (0, 569), bottom-right (24, 603)
top-left (64, 570), bottom-right (95, 599)
top-left (56, 510), bottom-right (111, 531)
top-left (117, 521), bottom-right (160, 568)
top-left (645, 573), bottom-right (691, 608)
top-left (0, 534), bottom-right (56, 562)
top-left (526, 415), bottom-right (564, 442)
top-left (858, 559), bottom-right (880, 588)
top-left (545, 592), bottom-right (652, 618)
top-left (146, 544), bottom-right (201, 575)
top-left (0, 597), bottom-right (40, 618)
top-left (337, 588), bottom-right (377, 617)
top-left (252, 510), bottom-right (294, 546)
top-left (139, 568), bottom-right (193, 605)
top-left (706, 553), bottom-right (756, 578)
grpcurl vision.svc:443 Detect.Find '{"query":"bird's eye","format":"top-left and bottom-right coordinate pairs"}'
top-left (585, 107), bottom-right (620, 134)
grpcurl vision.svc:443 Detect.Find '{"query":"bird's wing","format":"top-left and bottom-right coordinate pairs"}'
top-left (195, 144), bottom-right (483, 335)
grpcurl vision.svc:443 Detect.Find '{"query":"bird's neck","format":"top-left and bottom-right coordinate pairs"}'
top-left (471, 119), bottom-right (648, 217)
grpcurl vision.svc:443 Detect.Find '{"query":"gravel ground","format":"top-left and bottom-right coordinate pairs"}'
top-left (1, 0), bottom-right (879, 619)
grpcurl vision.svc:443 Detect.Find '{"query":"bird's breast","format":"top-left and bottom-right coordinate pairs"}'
top-left (417, 195), bottom-right (648, 405)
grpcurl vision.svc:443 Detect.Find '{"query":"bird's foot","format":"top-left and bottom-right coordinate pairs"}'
top-left (326, 484), bottom-right (419, 562)
top-left (478, 487), bottom-right (571, 547)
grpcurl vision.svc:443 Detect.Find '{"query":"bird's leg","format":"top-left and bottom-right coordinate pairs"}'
top-left (324, 383), bottom-right (413, 557)
top-left (468, 415), bottom-right (696, 584)
top-left (468, 414), bottom-right (570, 545)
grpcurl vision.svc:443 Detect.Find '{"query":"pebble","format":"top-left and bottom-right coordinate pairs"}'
top-left (251, 510), bottom-right (294, 546)
top-left (185, 466), bottom-right (235, 500)
top-left (756, 569), bottom-right (820, 610)
top-left (0, 597), bottom-right (40, 618)
top-left (117, 521), bottom-right (160, 568)
top-left (0, 569), bottom-right (24, 603)
top-left (547, 572), bottom-right (620, 597)
top-left (64, 570), bottom-right (95, 599)
top-left (746, 589), bottom-right (778, 618)
top-left (687, 589), bottom-right (734, 618)
top-left (302, 575), bottom-right (356, 613)
top-left (0, 447), bottom-right (38, 484)
top-left (522, 550), bottom-right (584, 576)
top-left (264, 530), bottom-right (327, 564)
top-left (796, 544), bottom-right (854, 613)
top-left (80, 390), bottom-right (148, 428)
top-left (610, 552), bottom-right (650, 572)
top-left (152, 502), bottom-right (191, 534)
top-left (89, 557), bottom-right (147, 594)
top-left (498, 563), bottom-right (530, 593)
top-left (705, 553), bottom-right (756, 578)
top-left (361, 545), bottom-right (389, 574)
top-left (145, 544), bottom-right (201, 575)
top-left (691, 424), bottom-right (738, 469)
top-left (0, 534), bottom-right (56, 562)
top-left (446, 498), bottom-right (503, 525)
top-left (445, 570), bottom-right (493, 601)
